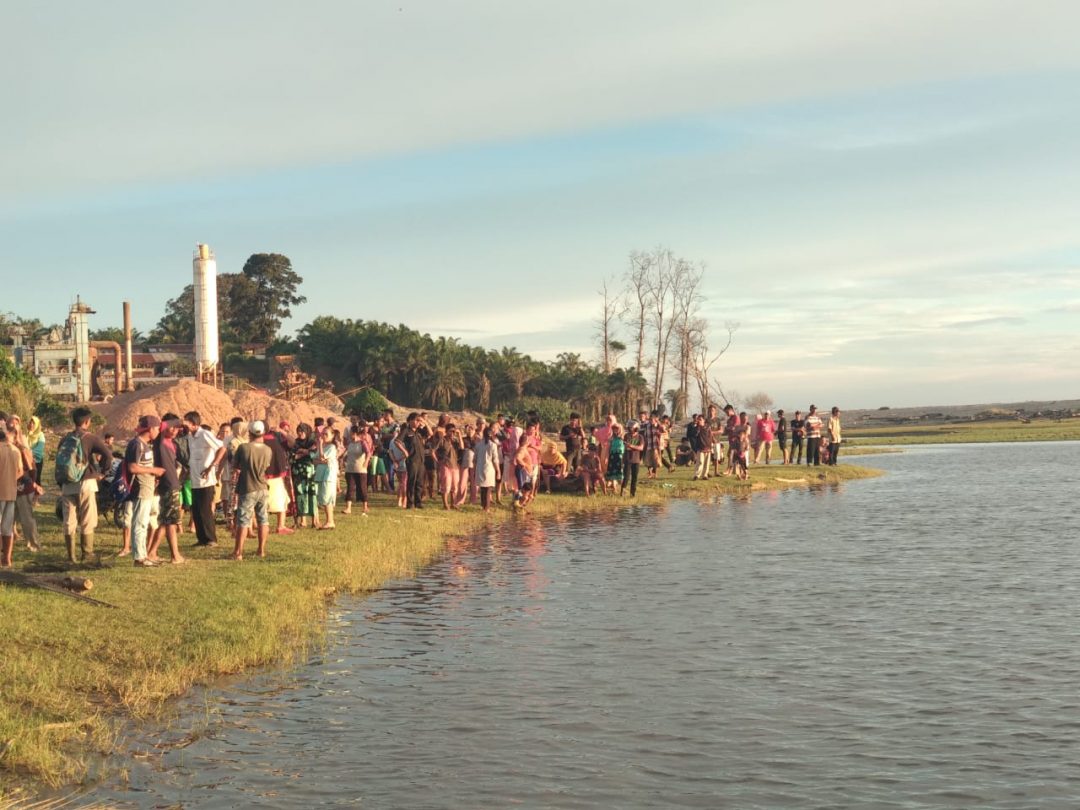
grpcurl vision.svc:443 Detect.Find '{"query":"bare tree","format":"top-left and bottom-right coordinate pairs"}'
top-left (691, 319), bottom-right (738, 412)
top-left (595, 277), bottom-right (624, 373)
top-left (742, 391), bottom-right (774, 415)
top-left (624, 251), bottom-right (653, 374)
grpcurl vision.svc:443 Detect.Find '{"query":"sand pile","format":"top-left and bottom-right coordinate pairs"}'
top-left (93, 380), bottom-right (339, 438)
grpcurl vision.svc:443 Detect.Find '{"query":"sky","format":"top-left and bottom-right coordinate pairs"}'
top-left (3, 0), bottom-right (1079, 409)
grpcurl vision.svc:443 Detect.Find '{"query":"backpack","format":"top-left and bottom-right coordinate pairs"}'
top-left (111, 461), bottom-right (133, 503)
top-left (55, 431), bottom-right (88, 486)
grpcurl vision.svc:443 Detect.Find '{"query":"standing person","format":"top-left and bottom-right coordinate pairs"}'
top-left (498, 418), bottom-right (522, 501)
top-left (56, 407), bottom-right (113, 564)
top-left (473, 426), bottom-right (500, 512)
top-left (343, 424), bottom-right (372, 516)
top-left (805, 405), bottom-right (824, 467)
top-left (7, 416), bottom-right (42, 553)
top-left (314, 427), bottom-right (339, 530)
top-left (400, 413), bottom-right (427, 509)
top-left (264, 424), bottom-right (295, 535)
top-left (659, 416), bottom-right (676, 472)
top-left (775, 410), bottom-right (789, 464)
top-left (706, 404), bottom-right (724, 476)
top-left (0, 425), bottom-right (24, 568)
top-left (290, 423), bottom-right (318, 527)
top-left (605, 424), bottom-right (626, 495)
top-left (26, 416), bottom-right (45, 485)
top-left (641, 410), bottom-right (660, 479)
top-left (386, 427), bottom-right (409, 508)
top-left (183, 412), bottom-right (225, 547)
top-left (789, 410), bottom-right (806, 465)
top-left (594, 413), bottom-right (618, 475)
top-left (622, 422), bottom-right (645, 497)
top-left (231, 421), bottom-right (272, 560)
top-left (560, 413), bottom-right (587, 474)
top-left (754, 410), bottom-right (777, 464)
top-left (827, 407), bottom-right (842, 466)
top-left (147, 415), bottom-right (186, 565)
top-left (512, 433), bottom-right (537, 508)
top-left (124, 416), bottom-right (164, 567)
top-left (436, 424), bottom-right (463, 511)
top-left (691, 414), bottom-right (712, 481)
top-left (459, 425), bottom-right (476, 506)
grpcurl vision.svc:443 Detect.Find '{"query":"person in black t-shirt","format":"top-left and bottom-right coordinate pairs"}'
top-left (559, 413), bottom-right (586, 474)
top-left (147, 414), bottom-right (186, 564)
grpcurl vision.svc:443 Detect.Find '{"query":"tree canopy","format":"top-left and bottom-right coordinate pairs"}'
top-left (149, 253), bottom-right (305, 346)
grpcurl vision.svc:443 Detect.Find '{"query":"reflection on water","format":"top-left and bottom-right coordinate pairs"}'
top-left (84, 444), bottom-right (1080, 808)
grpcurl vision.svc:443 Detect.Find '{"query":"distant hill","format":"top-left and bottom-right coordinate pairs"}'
top-left (843, 399), bottom-right (1080, 427)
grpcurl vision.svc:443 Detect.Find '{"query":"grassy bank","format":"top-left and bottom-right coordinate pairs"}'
top-left (1, 462), bottom-right (879, 792)
top-left (846, 416), bottom-right (1080, 446)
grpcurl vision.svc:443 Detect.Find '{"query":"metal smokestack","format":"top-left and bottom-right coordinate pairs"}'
top-left (193, 243), bottom-right (220, 384)
top-left (122, 300), bottom-right (134, 392)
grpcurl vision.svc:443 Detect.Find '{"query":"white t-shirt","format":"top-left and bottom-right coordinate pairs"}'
top-left (188, 426), bottom-right (224, 489)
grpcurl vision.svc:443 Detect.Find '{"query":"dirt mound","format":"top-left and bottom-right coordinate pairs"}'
top-left (230, 389), bottom-right (337, 431)
top-left (93, 380), bottom-right (339, 438)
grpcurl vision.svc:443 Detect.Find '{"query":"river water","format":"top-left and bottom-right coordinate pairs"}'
top-left (87, 443), bottom-right (1080, 808)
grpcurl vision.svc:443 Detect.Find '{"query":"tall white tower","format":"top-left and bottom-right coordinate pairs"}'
top-left (193, 243), bottom-right (219, 384)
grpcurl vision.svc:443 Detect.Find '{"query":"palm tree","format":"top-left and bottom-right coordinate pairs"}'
top-left (422, 337), bottom-right (467, 410)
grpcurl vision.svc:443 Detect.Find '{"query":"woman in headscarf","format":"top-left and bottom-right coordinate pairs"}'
top-left (26, 416), bottom-right (46, 486)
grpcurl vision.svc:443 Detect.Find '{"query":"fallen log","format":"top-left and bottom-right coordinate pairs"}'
top-left (0, 570), bottom-right (117, 608)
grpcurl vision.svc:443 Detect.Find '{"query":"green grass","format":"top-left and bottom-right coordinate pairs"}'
top-left (845, 416), bottom-right (1080, 446)
top-left (0, 461), bottom-right (878, 793)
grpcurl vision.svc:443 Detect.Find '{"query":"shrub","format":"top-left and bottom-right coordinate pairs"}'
top-left (346, 388), bottom-right (389, 419)
top-left (506, 397), bottom-right (570, 432)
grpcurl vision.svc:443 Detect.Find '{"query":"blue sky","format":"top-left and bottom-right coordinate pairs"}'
top-left (3, 1), bottom-right (1079, 408)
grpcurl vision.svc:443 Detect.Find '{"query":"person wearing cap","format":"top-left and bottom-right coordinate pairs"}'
top-left (125, 415), bottom-right (165, 567)
top-left (804, 405), bottom-right (824, 466)
top-left (232, 420), bottom-right (273, 560)
top-left (183, 411), bottom-right (226, 548)
top-left (147, 414), bottom-right (187, 565)
top-left (754, 410), bottom-right (777, 464)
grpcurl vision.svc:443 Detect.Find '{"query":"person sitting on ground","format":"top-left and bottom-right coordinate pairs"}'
top-left (539, 440), bottom-right (570, 494)
top-left (579, 440), bottom-right (602, 496)
top-left (674, 439), bottom-right (694, 467)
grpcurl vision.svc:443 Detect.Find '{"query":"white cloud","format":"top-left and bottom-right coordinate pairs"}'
top-left (5, 0), bottom-right (1080, 198)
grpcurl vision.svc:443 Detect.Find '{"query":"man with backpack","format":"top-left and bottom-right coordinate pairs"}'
top-left (56, 407), bottom-right (113, 564)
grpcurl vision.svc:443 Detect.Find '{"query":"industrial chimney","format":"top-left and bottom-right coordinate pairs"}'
top-left (193, 244), bottom-right (220, 385)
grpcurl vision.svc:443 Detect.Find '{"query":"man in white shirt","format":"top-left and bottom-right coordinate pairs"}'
top-left (183, 411), bottom-right (226, 547)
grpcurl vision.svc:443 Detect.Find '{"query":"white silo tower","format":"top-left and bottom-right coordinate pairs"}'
top-left (193, 243), bottom-right (220, 384)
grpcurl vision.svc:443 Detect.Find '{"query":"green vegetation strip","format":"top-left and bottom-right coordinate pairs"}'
top-left (845, 416), bottom-right (1080, 446)
top-left (1, 464), bottom-right (879, 791)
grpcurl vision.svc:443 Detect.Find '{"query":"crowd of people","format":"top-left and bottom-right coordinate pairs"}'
top-left (0, 401), bottom-right (842, 569)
